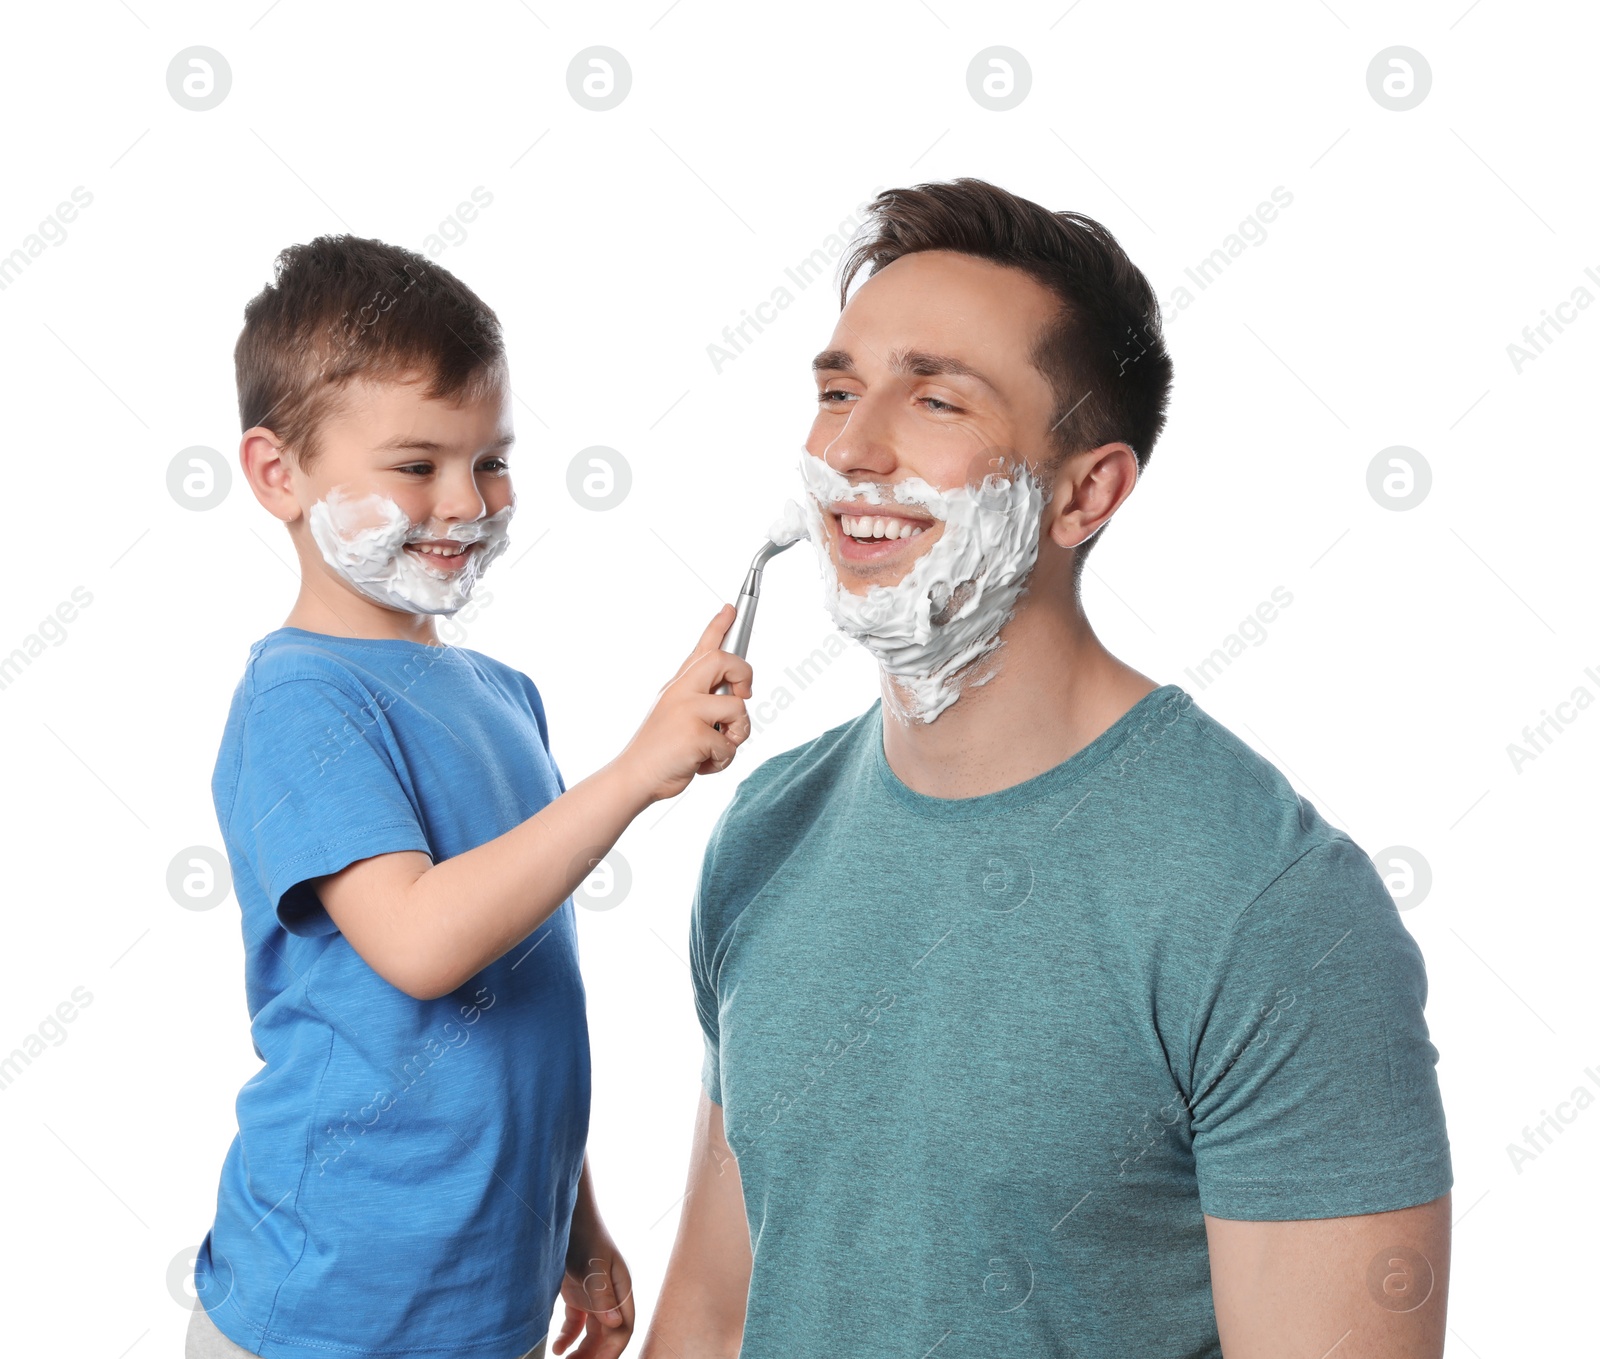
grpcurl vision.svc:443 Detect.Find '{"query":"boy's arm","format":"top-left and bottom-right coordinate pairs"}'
top-left (312, 607), bottom-right (751, 1000)
top-left (550, 1154), bottom-right (634, 1356)
top-left (640, 1089), bottom-right (752, 1359)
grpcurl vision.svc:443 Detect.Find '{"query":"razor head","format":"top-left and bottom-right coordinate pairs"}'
top-left (750, 536), bottom-right (800, 572)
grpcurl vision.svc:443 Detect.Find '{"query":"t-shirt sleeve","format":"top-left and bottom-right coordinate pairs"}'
top-left (229, 677), bottom-right (433, 939)
top-left (688, 811), bottom-right (732, 1107)
top-left (1186, 836), bottom-right (1453, 1220)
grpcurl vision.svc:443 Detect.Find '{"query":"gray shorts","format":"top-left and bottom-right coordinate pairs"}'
top-left (185, 1301), bottom-right (547, 1359)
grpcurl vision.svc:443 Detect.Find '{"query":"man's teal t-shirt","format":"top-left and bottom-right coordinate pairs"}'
top-left (196, 627), bottom-right (589, 1359)
top-left (690, 684), bottom-right (1451, 1357)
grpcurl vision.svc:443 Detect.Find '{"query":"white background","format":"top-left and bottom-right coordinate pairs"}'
top-left (0, 1), bottom-right (1594, 1354)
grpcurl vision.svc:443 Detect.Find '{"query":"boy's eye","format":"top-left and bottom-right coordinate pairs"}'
top-left (396, 460), bottom-right (511, 476)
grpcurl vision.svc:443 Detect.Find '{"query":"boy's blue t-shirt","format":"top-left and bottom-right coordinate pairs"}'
top-left (196, 627), bottom-right (589, 1359)
top-left (690, 685), bottom-right (1453, 1358)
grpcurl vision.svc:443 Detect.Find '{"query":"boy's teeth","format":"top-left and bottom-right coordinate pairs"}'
top-left (841, 514), bottom-right (926, 542)
top-left (411, 542), bottom-right (467, 556)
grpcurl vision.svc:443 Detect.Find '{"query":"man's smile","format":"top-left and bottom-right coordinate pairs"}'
top-left (826, 499), bottom-right (941, 566)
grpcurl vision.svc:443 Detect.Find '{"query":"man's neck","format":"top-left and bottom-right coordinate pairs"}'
top-left (879, 593), bottom-right (1160, 800)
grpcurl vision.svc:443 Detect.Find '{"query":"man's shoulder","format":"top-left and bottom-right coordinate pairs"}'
top-left (690, 705), bottom-right (878, 955)
top-left (692, 703), bottom-right (879, 920)
top-left (719, 703), bottom-right (880, 826)
top-left (1104, 688), bottom-right (1380, 921)
top-left (703, 687), bottom-right (1350, 864)
top-left (1146, 691), bottom-right (1340, 847)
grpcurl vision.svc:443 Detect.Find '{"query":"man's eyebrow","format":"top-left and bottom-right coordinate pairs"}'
top-left (810, 346), bottom-right (1000, 394)
top-left (890, 349), bottom-right (1000, 393)
top-left (372, 432), bottom-right (516, 454)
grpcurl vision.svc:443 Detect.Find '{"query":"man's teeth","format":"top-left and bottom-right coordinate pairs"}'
top-left (840, 514), bottom-right (927, 542)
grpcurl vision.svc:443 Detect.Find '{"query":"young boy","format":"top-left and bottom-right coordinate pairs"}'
top-left (188, 235), bottom-right (753, 1359)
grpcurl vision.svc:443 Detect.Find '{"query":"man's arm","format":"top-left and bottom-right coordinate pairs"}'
top-left (640, 1089), bottom-right (752, 1359)
top-left (1205, 1192), bottom-right (1451, 1358)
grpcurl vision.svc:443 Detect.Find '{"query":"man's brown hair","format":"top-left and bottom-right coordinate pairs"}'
top-left (838, 178), bottom-right (1173, 578)
top-left (235, 235), bottom-right (507, 472)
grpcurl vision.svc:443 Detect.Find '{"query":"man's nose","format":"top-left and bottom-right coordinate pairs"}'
top-left (822, 391), bottom-right (898, 481)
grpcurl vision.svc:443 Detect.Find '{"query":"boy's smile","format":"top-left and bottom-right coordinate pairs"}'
top-left (405, 539), bottom-right (479, 570)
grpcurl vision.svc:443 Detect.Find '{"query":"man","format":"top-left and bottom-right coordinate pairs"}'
top-left (642, 179), bottom-right (1451, 1358)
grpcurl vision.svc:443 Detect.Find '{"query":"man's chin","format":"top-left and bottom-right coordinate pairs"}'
top-left (833, 559), bottom-right (919, 595)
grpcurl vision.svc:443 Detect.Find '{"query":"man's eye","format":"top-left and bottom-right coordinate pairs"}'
top-left (920, 396), bottom-right (959, 413)
top-left (818, 389), bottom-right (856, 405)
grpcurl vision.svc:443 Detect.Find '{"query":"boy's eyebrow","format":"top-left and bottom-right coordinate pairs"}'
top-left (372, 432), bottom-right (516, 455)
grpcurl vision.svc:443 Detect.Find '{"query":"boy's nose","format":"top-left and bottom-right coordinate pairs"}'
top-left (430, 472), bottom-right (490, 523)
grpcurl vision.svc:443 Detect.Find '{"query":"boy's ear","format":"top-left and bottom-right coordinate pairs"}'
top-left (240, 426), bottom-right (303, 524)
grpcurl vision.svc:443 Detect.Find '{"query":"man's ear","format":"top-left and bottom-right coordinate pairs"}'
top-left (240, 426), bottom-right (302, 524)
top-left (1044, 441), bottom-right (1139, 550)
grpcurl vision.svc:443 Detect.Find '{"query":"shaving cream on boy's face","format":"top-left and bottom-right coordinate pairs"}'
top-left (795, 451), bottom-right (1047, 726)
top-left (308, 484), bottom-right (514, 616)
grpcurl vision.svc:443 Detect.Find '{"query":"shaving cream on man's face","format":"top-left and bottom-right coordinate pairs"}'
top-left (795, 452), bottom-right (1046, 725)
top-left (307, 484), bottom-right (514, 616)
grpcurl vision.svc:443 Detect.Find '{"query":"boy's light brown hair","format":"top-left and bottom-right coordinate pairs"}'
top-left (236, 234), bottom-right (507, 472)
